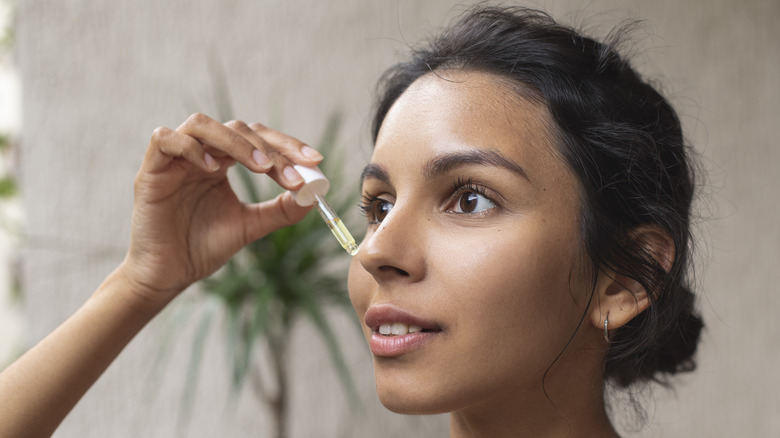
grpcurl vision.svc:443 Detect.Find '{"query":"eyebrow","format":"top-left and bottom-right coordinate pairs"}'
top-left (360, 149), bottom-right (529, 189)
top-left (423, 149), bottom-right (529, 181)
top-left (360, 163), bottom-right (391, 186)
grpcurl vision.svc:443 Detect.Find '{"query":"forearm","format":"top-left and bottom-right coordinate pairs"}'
top-left (0, 269), bottom-right (170, 437)
top-left (0, 114), bottom-right (316, 437)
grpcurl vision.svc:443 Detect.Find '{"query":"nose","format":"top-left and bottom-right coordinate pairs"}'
top-left (356, 204), bottom-right (426, 284)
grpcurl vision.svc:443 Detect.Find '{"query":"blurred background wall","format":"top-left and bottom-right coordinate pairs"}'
top-left (10, 0), bottom-right (779, 436)
top-left (0, 0), bottom-right (22, 372)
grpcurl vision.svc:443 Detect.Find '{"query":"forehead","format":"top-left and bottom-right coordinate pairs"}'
top-left (371, 70), bottom-right (564, 182)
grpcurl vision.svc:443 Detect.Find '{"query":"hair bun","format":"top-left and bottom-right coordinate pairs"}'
top-left (649, 287), bottom-right (703, 376)
top-left (606, 285), bottom-right (703, 387)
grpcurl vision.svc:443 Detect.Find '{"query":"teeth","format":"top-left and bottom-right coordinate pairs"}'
top-left (391, 323), bottom-right (406, 335)
top-left (378, 323), bottom-right (423, 336)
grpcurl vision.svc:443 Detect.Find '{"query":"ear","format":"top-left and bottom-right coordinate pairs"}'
top-left (589, 225), bottom-right (675, 336)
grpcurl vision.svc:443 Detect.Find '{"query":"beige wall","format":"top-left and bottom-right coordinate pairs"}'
top-left (15, 0), bottom-right (779, 436)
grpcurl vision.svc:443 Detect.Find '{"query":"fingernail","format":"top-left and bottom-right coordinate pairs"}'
top-left (204, 152), bottom-right (220, 171)
top-left (253, 149), bottom-right (270, 168)
top-left (283, 166), bottom-right (303, 185)
top-left (301, 145), bottom-right (323, 161)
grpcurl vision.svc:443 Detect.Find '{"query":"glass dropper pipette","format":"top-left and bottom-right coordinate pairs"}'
top-left (292, 165), bottom-right (359, 256)
top-left (313, 193), bottom-right (359, 256)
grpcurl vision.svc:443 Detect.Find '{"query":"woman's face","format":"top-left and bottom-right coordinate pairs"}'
top-left (348, 71), bottom-right (592, 415)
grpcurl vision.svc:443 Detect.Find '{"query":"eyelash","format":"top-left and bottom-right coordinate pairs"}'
top-left (358, 193), bottom-right (388, 224)
top-left (452, 177), bottom-right (489, 200)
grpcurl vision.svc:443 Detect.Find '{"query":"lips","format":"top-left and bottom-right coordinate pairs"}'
top-left (364, 304), bottom-right (442, 357)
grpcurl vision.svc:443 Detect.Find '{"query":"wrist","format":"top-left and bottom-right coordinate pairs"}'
top-left (97, 263), bottom-right (184, 316)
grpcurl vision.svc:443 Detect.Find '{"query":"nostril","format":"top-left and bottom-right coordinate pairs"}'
top-left (379, 265), bottom-right (410, 277)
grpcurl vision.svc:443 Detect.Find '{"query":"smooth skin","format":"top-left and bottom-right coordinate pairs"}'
top-left (0, 113), bottom-right (321, 438)
top-left (349, 71), bottom-right (657, 437)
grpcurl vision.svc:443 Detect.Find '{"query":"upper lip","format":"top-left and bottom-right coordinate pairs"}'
top-left (364, 304), bottom-right (442, 332)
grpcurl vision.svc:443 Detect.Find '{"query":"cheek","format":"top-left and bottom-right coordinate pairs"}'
top-left (432, 219), bottom-right (585, 338)
top-left (436, 223), bottom-right (575, 290)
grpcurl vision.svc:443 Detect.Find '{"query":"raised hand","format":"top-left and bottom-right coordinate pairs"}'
top-left (119, 113), bottom-right (324, 306)
top-left (0, 114), bottom-right (326, 437)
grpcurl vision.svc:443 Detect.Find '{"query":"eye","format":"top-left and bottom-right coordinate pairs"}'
top-left (359, 194), bottom-right (394, 224)
top-left (447, 178), bottom-right (498, 215)
top-left (451, 190), bottom-right (496, 214)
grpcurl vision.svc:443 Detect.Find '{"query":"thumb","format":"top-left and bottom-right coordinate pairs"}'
top-left (242, 191), bottom-right (313, 242)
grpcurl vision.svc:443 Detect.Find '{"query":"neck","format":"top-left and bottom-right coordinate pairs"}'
top-left (448, 370), bottom-right (619, 438)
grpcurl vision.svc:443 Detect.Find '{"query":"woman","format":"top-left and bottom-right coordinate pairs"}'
top-left (0, 6), bottom-right (701, 437)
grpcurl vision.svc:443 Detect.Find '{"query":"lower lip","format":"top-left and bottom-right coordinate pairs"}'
top-left (369, 331), bottom-right (438, 357)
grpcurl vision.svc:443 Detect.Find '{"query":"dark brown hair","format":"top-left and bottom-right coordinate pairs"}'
top-left (371, 6), bottom-right (703, 388)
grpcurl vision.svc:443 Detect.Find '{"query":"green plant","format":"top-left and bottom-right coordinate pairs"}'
top-left (201, 112), bottom-right (362, 437)
top-left (158, 56), bottom-right (363, 437)
top-left (189, 117), bottom-right (362, 437)
top-left (0, 135), bottom-right (14, 199)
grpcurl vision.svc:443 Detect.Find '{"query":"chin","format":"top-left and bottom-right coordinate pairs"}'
top-left (378, 392), bottom-right (451, 416)
top-left (374, 375), bottom-right (459, 416)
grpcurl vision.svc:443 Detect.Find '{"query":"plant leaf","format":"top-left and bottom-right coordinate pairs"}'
top-left (177, 301), bottom-right (216, 434)
top-left (297, 286), bottom-right (362, 411)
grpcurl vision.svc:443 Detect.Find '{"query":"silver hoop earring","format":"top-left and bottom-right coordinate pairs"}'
top-left (604, 313), bottom-right (610, 343)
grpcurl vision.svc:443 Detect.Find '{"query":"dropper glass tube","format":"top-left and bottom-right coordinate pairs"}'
top-left (314, 193), bottom-right (359, 256)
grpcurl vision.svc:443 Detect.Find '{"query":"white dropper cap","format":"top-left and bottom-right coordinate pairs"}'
top-left (291, 165), bottom-right (331, 207)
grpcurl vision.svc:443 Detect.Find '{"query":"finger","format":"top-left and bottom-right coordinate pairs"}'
top-left (224, 121), bottom-right (300, 189)
top-left (246, 122), bottom-right (325, 188)
top-left (225, 120), bottom-right (308, 190)
top-left (242, 191), bottom-right (313, 242)
top-left (144, 126), bottom-right (220, 174)
top-left (176, 113), bottom-right (271, 173)
top-left (250, 122), bottom-right (324, 164)
top-left (230, 121), bottom-right (323, 188)
top-left (223, 119), bottom-right (274, 171)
